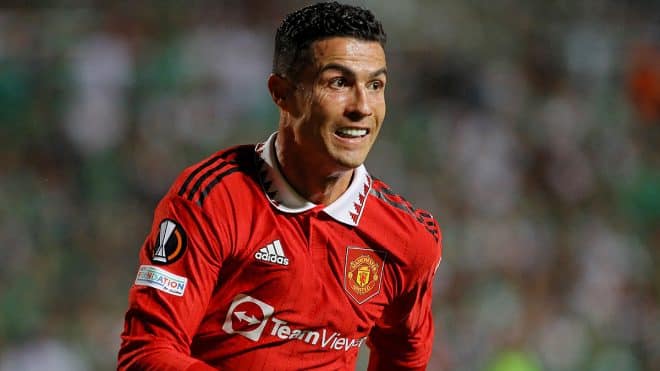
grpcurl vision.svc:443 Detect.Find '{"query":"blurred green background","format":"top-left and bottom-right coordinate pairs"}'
top-left (0, 1), bottom-right (658, 370)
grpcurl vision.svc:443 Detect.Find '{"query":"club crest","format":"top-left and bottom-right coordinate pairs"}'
top-left (344, 247), bottom-right (386, 304)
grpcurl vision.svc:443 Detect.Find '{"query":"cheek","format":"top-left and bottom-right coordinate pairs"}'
top-left (313, 92), bottom-right (346, 118)
top-left (371, 95), bottom-right (386, 121)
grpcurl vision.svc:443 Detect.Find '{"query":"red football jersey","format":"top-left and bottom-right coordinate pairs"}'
top-left (118, 133), bottom-right (443, 371)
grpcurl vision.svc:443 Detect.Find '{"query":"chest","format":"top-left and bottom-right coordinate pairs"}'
top-left (216, 210), bottom-right (392, 338)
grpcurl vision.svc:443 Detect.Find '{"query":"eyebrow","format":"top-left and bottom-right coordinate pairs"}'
top-left (319, 63), bottom-right (387, 79)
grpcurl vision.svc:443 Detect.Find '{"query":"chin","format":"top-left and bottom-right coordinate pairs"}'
top-left (325, 146), bottom-right (370, 171)
top-left (333, 155), bottom-right (366, 170)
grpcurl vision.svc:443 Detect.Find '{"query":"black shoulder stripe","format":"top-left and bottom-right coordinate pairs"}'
top-left (378, 186), bottom-right (397, 196)
top-left (370, 188), bottom-right (414, 215)
top-left (418, 211), bottom-right (432, 218)
top-left (196, 167), bottom-right (242, 206)
top-left (186, 161), bottom-right (236, 201)
top-left (177, 147), bottom-right (241, 197)
top-left (177, 154), bottom-right (224, 197)
top-left (370, 186), bottom-right (440, 242)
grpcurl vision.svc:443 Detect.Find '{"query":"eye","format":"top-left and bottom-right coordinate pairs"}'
top-left (367, 80), bottom-right (385, 91)
top-left (329, 77), bottom-right (348, 88)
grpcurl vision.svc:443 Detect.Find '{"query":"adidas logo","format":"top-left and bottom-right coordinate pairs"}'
top-left (254, 240), bottom-right (289, 266)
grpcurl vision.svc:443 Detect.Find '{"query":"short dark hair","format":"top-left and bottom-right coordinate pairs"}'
top-left (272, 1), bottom-right (386, 80)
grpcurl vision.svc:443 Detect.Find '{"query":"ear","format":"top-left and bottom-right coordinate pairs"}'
top-left (268, 74), bottom-right (295, 111)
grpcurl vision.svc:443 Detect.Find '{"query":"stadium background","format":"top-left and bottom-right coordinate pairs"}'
top-left (0, 1), bottom-right (658, 370)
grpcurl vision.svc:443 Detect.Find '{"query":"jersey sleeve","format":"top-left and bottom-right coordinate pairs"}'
top-left (367, 231), bottom-right (442, 371)
top-left (118, 195), bottom-right (227, 371)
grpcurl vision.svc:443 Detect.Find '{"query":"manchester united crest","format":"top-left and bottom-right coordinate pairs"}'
top-left (344, 247), bottom-right (386, 304)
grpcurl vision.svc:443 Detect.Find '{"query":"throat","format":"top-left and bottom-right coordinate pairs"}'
top-left (306, 172), bottom-right (353, 205)
top-left (274, 132), bottom-right (354, 205)
top-left (276, 155), bottom-right (353, 205)
top-left (284, 165), bottom-right (353, 205)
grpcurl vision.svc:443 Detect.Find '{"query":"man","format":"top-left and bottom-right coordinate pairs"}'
top-left (118, 2), bottom-right (442, 370)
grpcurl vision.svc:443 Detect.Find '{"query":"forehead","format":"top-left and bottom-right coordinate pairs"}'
top-left (309, 37), bottom-right (386, 71)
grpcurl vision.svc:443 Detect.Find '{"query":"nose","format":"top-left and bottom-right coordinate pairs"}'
top-left (345, 85), bottom-right (373, 122)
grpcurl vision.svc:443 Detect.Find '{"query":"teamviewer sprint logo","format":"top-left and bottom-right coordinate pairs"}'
top-left (222, 294), bottom-right (368, 350)
top-left (222, 294), bottom-right (274, 341)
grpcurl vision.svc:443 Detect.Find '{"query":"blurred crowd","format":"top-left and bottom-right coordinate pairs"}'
top-left (0, 1), bottom-right (658, 370)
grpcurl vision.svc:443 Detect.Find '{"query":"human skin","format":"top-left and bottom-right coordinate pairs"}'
top-left (268, 37), bottom-right (387, 205)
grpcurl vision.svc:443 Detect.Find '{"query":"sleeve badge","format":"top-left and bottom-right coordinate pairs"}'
top-left (151, 219), bottom-right (187, 265)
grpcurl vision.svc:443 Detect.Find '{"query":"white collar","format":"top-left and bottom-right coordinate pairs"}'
top-left (255, 133), bottom-right (372, 227)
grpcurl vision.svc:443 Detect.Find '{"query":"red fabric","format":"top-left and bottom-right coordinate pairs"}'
top-left (118, 144), bottom-right (442, 370)
top-left (185, 361), bottom-right (219, 371)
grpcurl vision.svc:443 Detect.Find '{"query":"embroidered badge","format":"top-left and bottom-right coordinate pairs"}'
top-left (344, 247), bottom-right (386, 304)
top-left (151, 219), bottom-right (187, 265)
top-left (135, 265), bottom-right (187, 296)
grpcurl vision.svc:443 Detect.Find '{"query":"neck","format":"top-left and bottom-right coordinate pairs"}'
top-left (274, 136), bottom-right (353, 205)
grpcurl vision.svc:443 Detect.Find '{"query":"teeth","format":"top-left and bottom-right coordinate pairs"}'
top-left (336, 128), bottom-right (368, 138)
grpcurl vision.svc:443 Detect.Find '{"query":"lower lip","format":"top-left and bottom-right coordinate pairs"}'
top-left (333, 132), bottom-right (369, 145)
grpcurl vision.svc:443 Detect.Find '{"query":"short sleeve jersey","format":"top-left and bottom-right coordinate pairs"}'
top-left (118, 133), bottom-right (443, 371)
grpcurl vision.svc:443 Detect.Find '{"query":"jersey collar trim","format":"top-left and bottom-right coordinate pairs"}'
top-left (256, 133), bottom-right (372, 227)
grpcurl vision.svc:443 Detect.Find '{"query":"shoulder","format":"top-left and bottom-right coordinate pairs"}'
top-left (368, 177), bottom-right (441, 244)
top-left (168, 144), bottom-right (260, 208)
top-left (365, 177), bottom-right (442, 274)
top-left (147, 145), bottom-right (260, 262)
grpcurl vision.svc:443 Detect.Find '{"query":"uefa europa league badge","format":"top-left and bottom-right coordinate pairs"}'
top-left (152, 219), bottom-right (187, 265)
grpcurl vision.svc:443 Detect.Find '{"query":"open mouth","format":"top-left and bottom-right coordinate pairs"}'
top-left (335, 127), bottom-right (369, 138)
